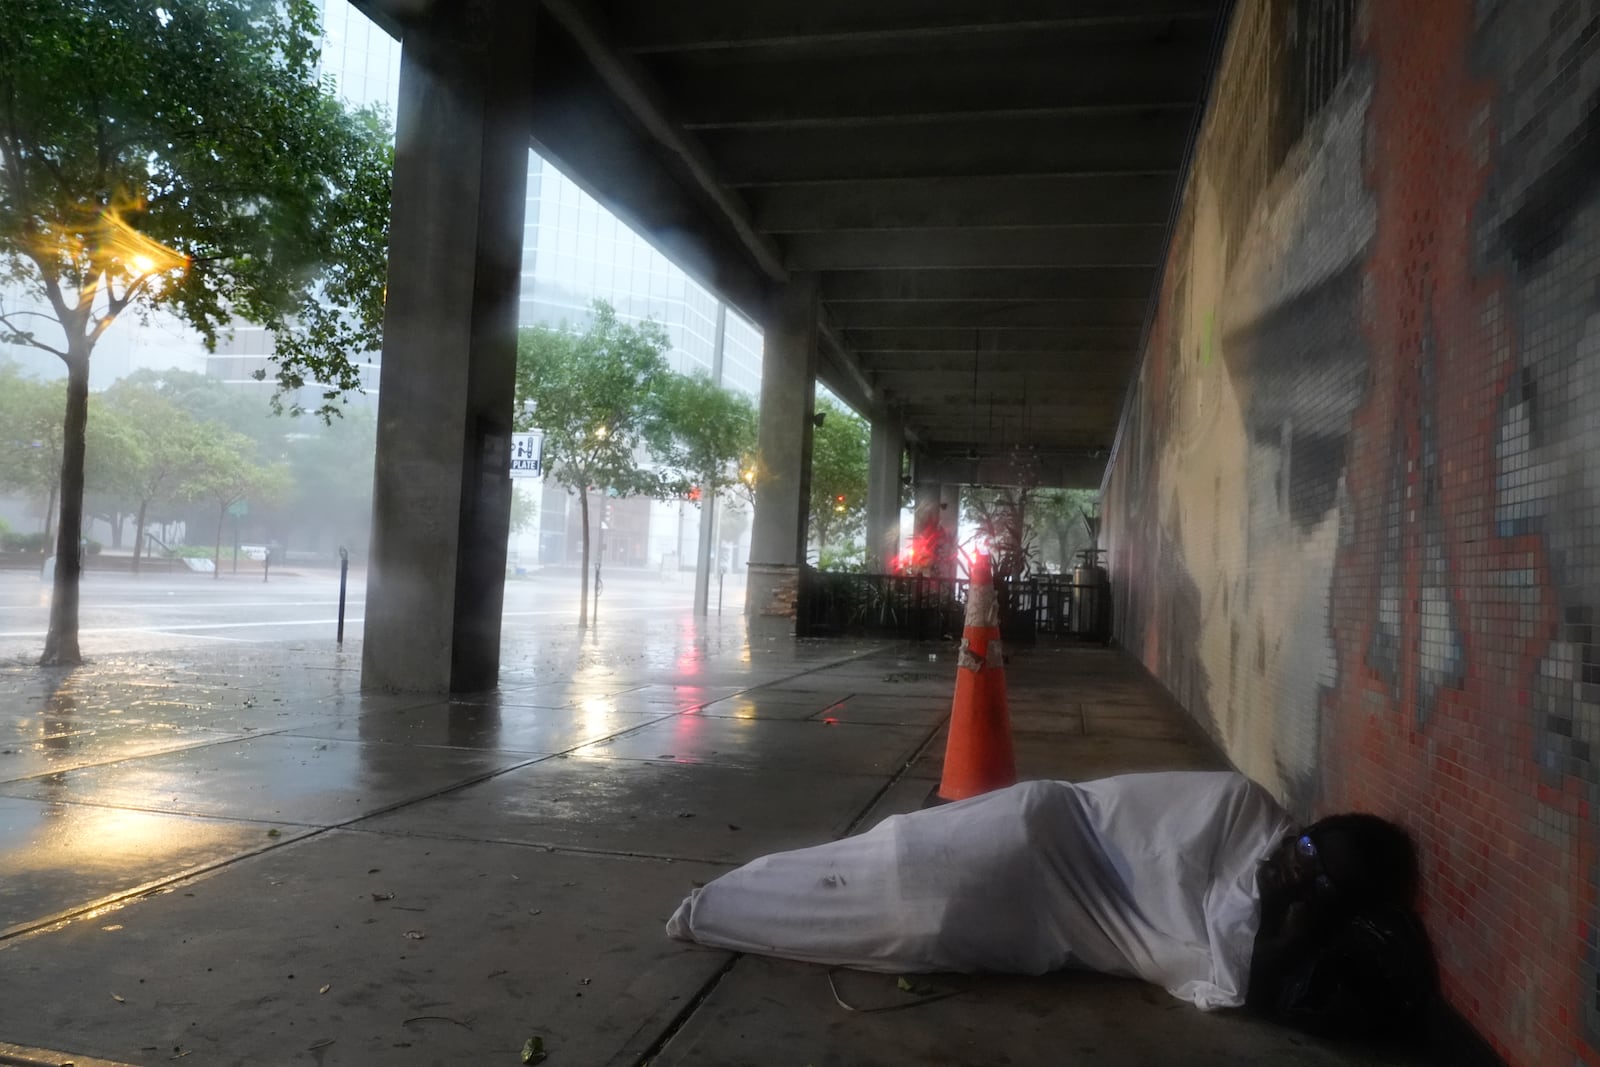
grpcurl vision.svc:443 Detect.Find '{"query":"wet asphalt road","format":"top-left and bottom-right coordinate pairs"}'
top-left (0, 567), bottom-right (744, 662)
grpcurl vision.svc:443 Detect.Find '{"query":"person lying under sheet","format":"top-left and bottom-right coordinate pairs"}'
top-left (667, 771), bottom-right (1435, 1040)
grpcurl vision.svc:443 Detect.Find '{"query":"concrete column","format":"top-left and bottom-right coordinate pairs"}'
top-left (362, 2), bottom-right (532, 692)
top-left (745, 275), bottom-right (819, 627)
top-left (694, 302), bottom-right (728, 615)
top-left (865, 419), bottom-right (904, 572)
top-left (940, 483), bottom-right (963, 578)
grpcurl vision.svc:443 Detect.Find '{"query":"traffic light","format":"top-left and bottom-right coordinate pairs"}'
top-left (834, 494), bottom-right (847, 513)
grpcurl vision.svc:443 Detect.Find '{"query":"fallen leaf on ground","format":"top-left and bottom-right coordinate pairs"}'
top-left (266, 828), bottom-right (282, 838)
top-left (404, 929), bottom-right (426, 940)
top-left (521, 1035), bottom-right (547, 1064)
top-left (371, 891), bottom-right (395, 902)
top-left (112, 993), bottom-right (126, 1003)
top-left (319, 983), bottom-right (331, 994)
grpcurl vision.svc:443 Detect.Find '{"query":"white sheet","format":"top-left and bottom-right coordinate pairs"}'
top-left (666, 771), bottom-right (1293, 1010)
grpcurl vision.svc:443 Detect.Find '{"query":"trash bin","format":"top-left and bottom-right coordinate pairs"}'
top-left (1072, 548), bottom-right (1111, 643)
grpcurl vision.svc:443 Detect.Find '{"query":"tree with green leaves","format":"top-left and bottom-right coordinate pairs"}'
top-left (276, 407), bottom-right (375, 557)
top-left (654, 370), bottom-right (758, 569)
top-left (1032, 488), bottom-right (1100, 573)
top-left (514, 302), bottom-right (673, 626)
top-left (0, 0), bottom-right (392, 663)
top-left (654, 371), bottom-right (759, 502)
top-left (93, 380), bottom-right (212, 571)
top-left (807, 395), bottom-right (870, 559)
top-left (0, 364), bottom-right (65, 537)
top-left (186, 429), bottom-right (290, 578)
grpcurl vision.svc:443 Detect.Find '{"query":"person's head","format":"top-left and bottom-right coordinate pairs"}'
top-left (1259, 813), bottom-right (1419, 916)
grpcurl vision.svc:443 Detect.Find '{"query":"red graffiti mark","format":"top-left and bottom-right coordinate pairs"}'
top-left (1328, 2), bottom-right (1587, 1060)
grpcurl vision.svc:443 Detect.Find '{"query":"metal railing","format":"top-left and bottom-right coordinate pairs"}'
top-left (798, 570), bottom-right (1110, 643)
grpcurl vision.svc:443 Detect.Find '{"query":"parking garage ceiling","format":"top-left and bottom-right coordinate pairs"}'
top-left (363, 0), bottom-right (1230, 483)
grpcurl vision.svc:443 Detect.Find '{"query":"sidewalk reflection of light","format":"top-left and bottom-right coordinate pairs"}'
top-left (669, 706), bottom-right (708, 759)
top-left (2, 803), bottom-right (207, 878)
top-left (576, 695), bottom-right (619, 735)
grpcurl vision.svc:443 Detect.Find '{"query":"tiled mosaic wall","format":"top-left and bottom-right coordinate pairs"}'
top-left (1101, 0), bottom-right (1600, 1061)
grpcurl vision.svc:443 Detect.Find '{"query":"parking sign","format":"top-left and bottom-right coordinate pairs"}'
top-left (510, 431), bottom-right (544, 479)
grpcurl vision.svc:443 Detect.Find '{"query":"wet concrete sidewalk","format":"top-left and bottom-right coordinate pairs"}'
top-left (0, 617), bottom-right (1419, 1066)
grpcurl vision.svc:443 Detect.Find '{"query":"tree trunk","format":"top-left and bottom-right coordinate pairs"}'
top-left (578, 488), bottom-right (591, 627)
top-left (43, 484), bottom-right (57, 539)
top-left (214, 505), bottom-right (225, 579)
top-left (41, 356), bottom-right (90, 666)
top-left (109, 511), bottom-right (124, 550)
top-left (133, 499), bottom-right (149, 574)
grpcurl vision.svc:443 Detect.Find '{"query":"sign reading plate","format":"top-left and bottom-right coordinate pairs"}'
top-left (510, 430), bottom-right (545, 479)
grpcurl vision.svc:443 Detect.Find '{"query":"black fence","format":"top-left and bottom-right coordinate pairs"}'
top-left (798, 570), bottom-right (1110, 643)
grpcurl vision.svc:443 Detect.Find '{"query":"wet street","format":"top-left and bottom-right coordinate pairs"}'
top-left (0, 606), bottom-right (1419, 1066)
top-left (0, 567), bottom-right (743, 662)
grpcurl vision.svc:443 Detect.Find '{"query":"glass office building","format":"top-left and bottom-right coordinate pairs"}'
top-left (302, 0), bottom-right (766, 572)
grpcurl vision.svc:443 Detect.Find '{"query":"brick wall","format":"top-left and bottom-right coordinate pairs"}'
top-left (1101, 1), bottom-right (1600, 1062)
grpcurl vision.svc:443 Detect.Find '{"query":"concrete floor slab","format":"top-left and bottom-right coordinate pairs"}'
top-left (1084, 707), bottom-right (1210, 740)
top-left (358, 755), bottom-right (887, 865)
top-left (810, 692), bottom-right (950, 726)
top-left (696, 691), bottom-right (846, 720)
top-left (0, 830), bottom-right (729, 1067)
top-left (0, 734), bottom-right (531, 825)
top-left (1008, 705), bottom-right (1086, 735)
top-left (0, 797), bottom-right (303, 935)
top-left (0, 627), bottom-right (1422, 1067)
top-left (280, 701), bottom-right (672, 755)
top-left (574, 715), bottom-right (933, 776)
top-left (907, 731), bottom-right (1225, 782)
top-left (0, 708), bottom-right (240, 782)
top-left (648, 955), bottom-right (1417, 1067)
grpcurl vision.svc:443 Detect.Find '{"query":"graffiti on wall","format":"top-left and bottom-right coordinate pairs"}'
top-left (1103, 0), bottom-right (1600, 1062)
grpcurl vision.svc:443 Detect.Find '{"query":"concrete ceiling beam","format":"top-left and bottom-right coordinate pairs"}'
top-left (535, 1), bottom-right (786, 281)
top-left (785, 227), bottom-right (1165, 271)
top-left (822, 267), bottom-right (1155, 303)
top-left (660, 45), bottom-right (1208, 129)
top-left (830, 299), bottom-right (1148, 331)
top-left (871, 369), bottom-right (1130, 388)
top-left (844, 326), bottom-right (1140, 352)
top-left (753, 175), bottom-right (1179, 232)
top-left (606, 0), bottom-right (1220, 53)
top-left (896, 395), bottom-right (1120, 412)
top-left (859, 351), bottom-right (1133, 371)
top-left (524, 25), bottom-right (776, 319)
top-left (847, 329), bottom-right (1140, 354)
top-left (710, 112), bottom-right (1194, 186)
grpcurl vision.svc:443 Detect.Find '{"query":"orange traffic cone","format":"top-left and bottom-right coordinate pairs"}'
top-left (937, 552), bottom-right (1017, 801)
